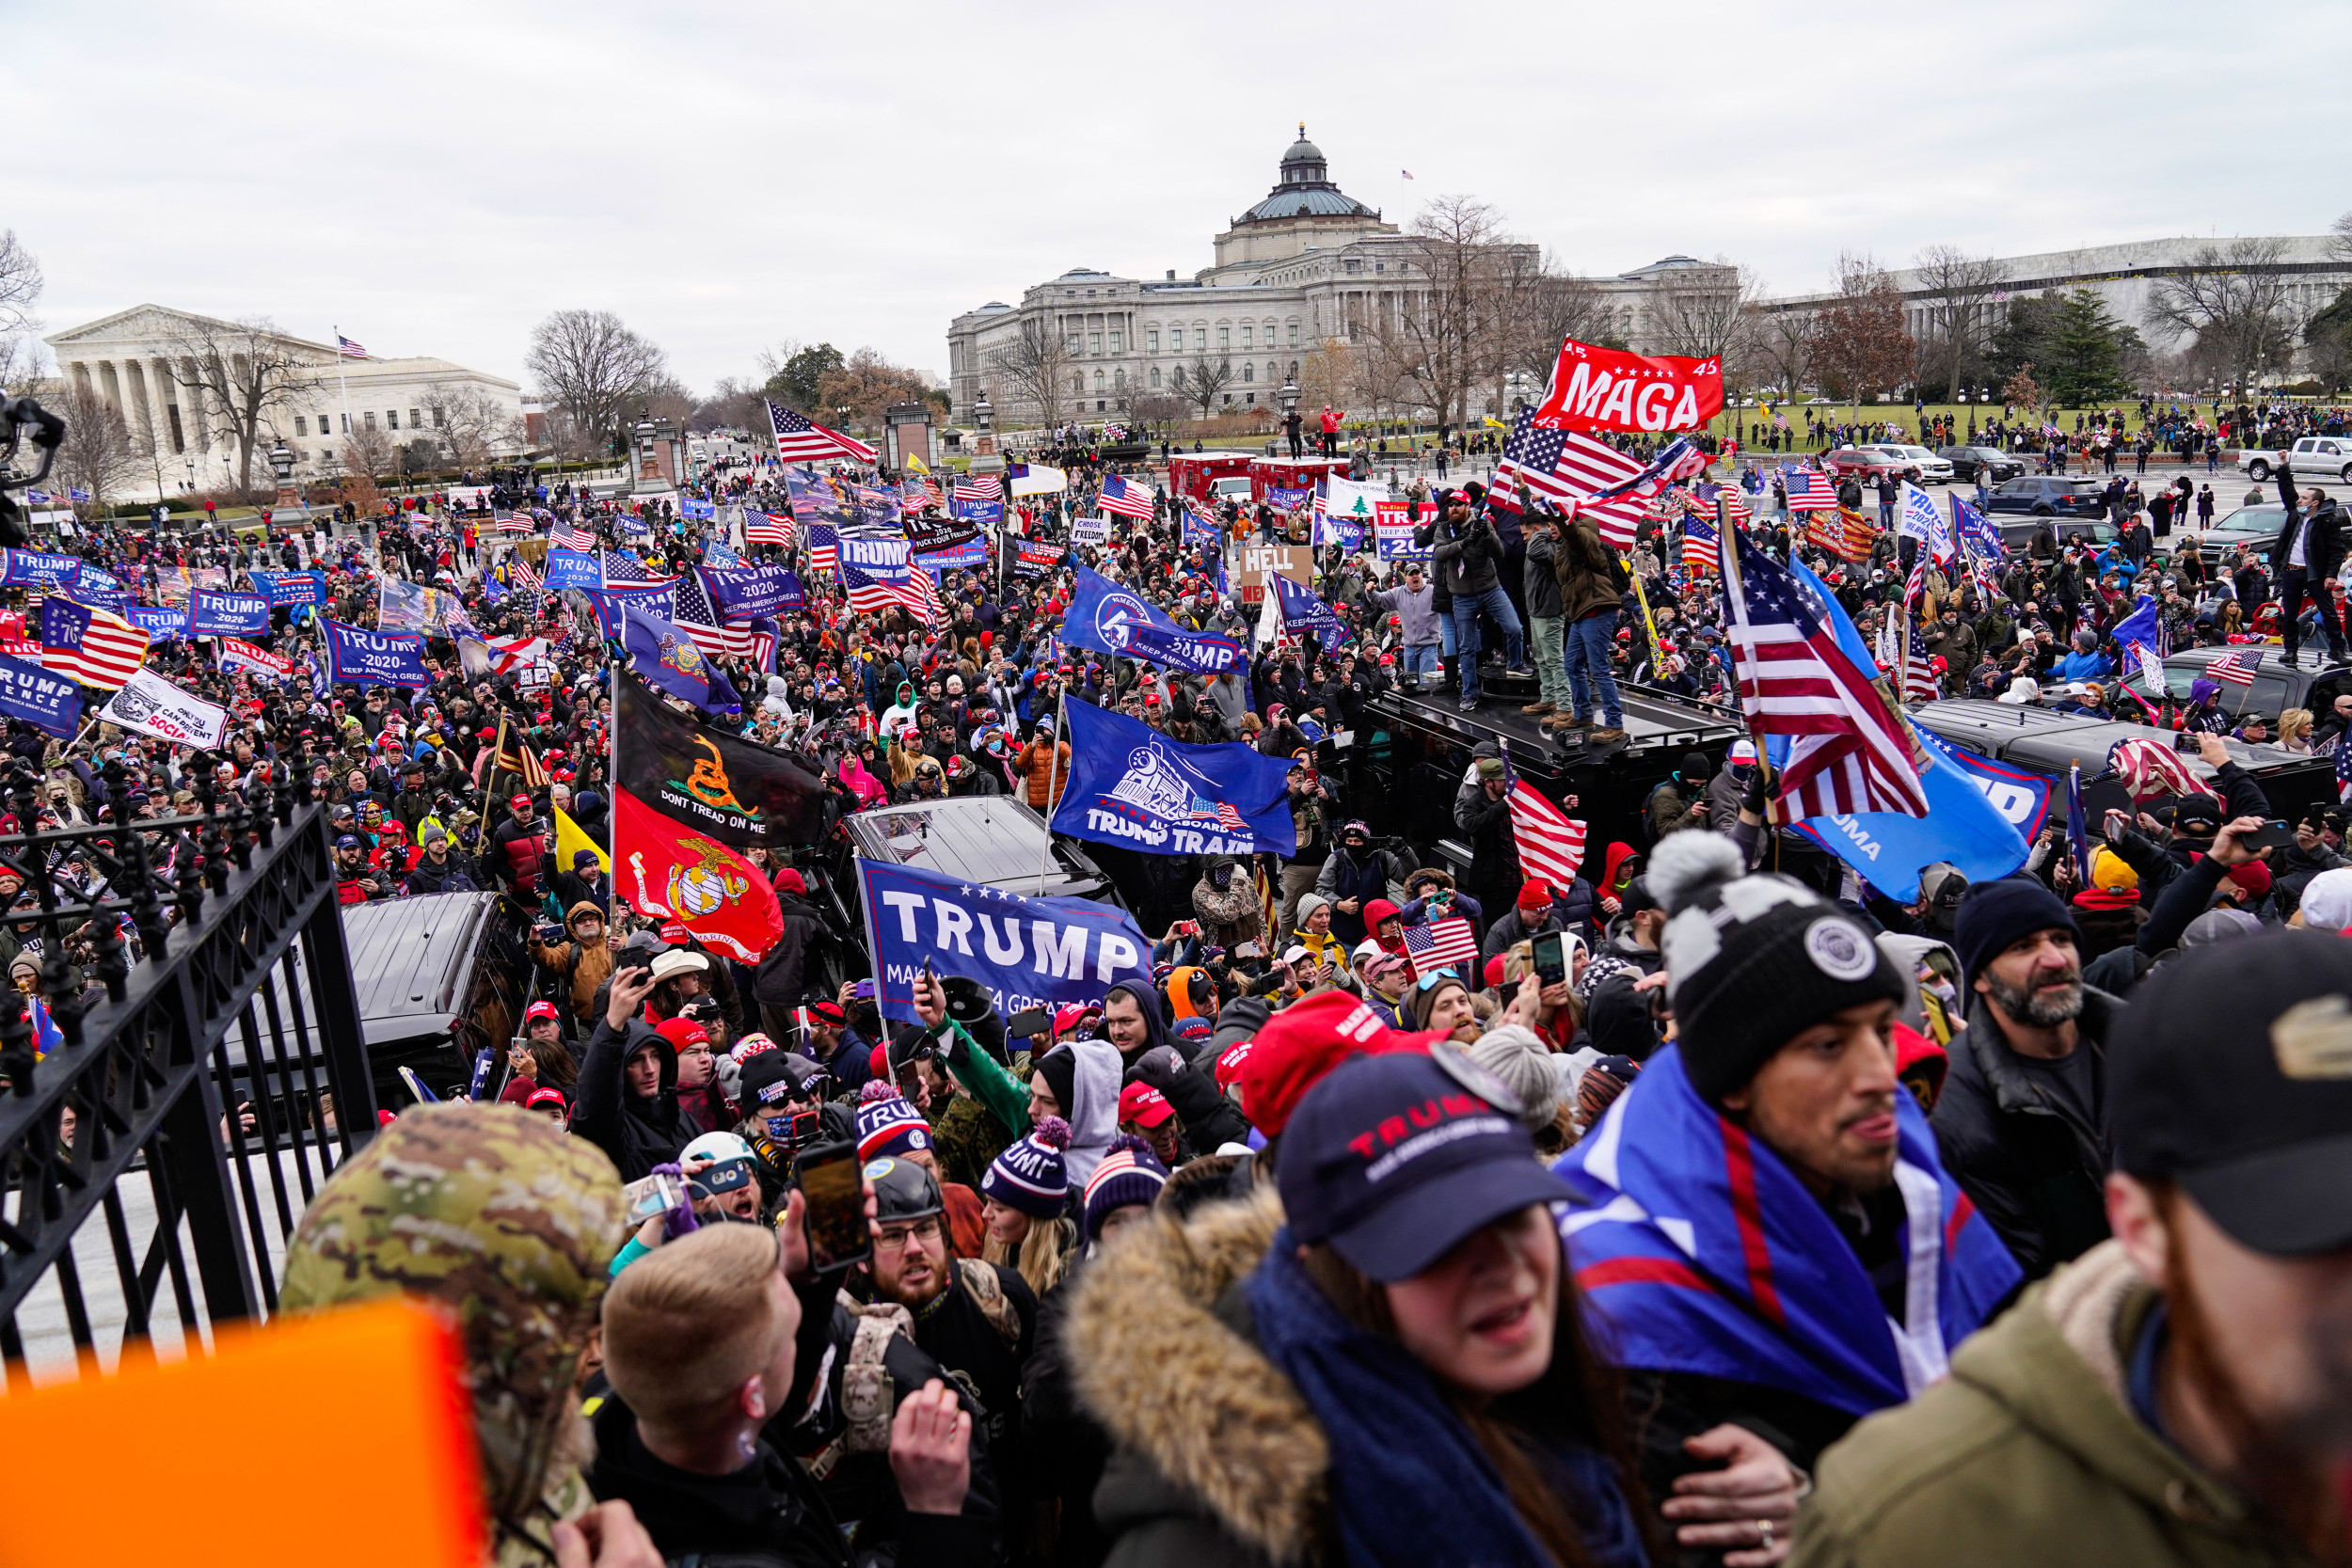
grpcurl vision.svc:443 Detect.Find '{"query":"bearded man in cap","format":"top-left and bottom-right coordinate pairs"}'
top-left (1557, 832), bottom-right (2022, 1561)
top-left (1794, 927), bottom-right (2352, 1568)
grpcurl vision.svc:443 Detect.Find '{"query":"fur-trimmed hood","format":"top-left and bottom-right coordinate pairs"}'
top-left (1067, 1186), bottom-right (1328, 1565)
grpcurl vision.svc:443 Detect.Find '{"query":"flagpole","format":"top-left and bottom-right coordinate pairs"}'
top-left (1716, 493), bottom-right (1778, 827)
top-left (479, 708), bottom-right (508, 844)
top-left (1037, 685), bottom-right (1069, 893)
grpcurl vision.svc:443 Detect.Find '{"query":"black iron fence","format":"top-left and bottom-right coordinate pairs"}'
top-left (0, 759), bottom-right (373, 1387)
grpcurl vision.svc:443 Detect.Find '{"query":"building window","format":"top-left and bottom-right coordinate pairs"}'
top-left (1375, 262), bottom-right (1385, 273)
top-left (1089, 333), bottom-right (1101, 354)
top-left (1243, 363), bottom-right (1254, 383)
top-left (1242, 325), bottom-right (1254, 347)
top-left (1289, 360), bottom-right (1299, 378)
top-left (363, 410), bottom-right (376, 431)
top-left (1096, 399), bottom-right (1105, 411)
top-left (167, 406), bottom-right (185, 451)
top-left (409, 408), bottom-right (421, 429)
top-left (1195, 328), bottom-right (1207, 350)
top-left (1222, 393), bottom-right (1232, 406)
top-left (1247, 392), bottom-right (1255, 404)
top-left (1288, 324), bottom-right (1300, 346)
top-left (1218, 327), bottom-right (1230, 348)
top-left (294, 416), bottom-right (308, 436)
top-left (1072, 374), bottom-right (1084, 393)
top-left (385, 409), bottom-right (399, 430)
top-left (432, 405), bottom-right (445, 429)
top-left (1109, 330), bottom-right (1121, 353)
top-left (1150, 367), bottom-right (1161, 387)
top-left (1093, 370), bottom-right (1105, 390)
top-left (341, 413), bottom-right (350, 434)
top-left (1114, 369), bottom-right (1125, 389)
top-left (1147, 330), bottom-right (1159, 353)
top-left (1267, 363), bottom-right (1278, 384)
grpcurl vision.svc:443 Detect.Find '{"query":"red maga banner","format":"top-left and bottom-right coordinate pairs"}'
top-left (1531, 338), bottom-right (1724, 435)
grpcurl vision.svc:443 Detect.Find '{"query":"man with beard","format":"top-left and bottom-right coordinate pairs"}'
top-left (1793, 929), bottom-right (2352, 1568)
top-left (1934, 872), bottom-right (2128, 1280)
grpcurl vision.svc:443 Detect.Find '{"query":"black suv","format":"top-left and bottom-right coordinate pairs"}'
top-left (1982, 474), bottom-right (2110, 516)
top-left (1937, 445), bottom-right (2026, 484)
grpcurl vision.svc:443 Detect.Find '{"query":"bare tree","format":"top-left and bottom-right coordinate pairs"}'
top-left (1912, 244), bottom-right (2006, 403)
top-left (2331, 212), bottom-right (2352, 268)
top-left (1646, 260), bottom-right (1755, 362)
top-left (1811, 255), bottom-right (1917, 418)
top-left (1753, 309), bottom-right (1815, 401)
top-left (165, 314), bottom-right (310, 495)
top-left (421, 382), bottom-right (519, 467)
top-left (986, 318), bottom-right (1074, 429)
top-left (54, 378), bottom-right (140, 515)
top-left (2144, 239), bottom-right (2299, 402)
top-left (696, 375), bottom-right (769, 433)
top-left (523, 309), bottom-right (668, 453)
top-left (0, 230), bottom-right (42, 389)
top-left (342, 418), bottom-right (395, 480)
top-left (1182, 356), bottom-right (1237, 419)
top-left (1486, 247), bottom-right (1609, 411)
top-left (1381, 195), bottom-right (1518, 434)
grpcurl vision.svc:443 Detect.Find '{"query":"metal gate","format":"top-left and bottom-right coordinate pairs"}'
top-left (0, 761), bottom-right (373, 1387)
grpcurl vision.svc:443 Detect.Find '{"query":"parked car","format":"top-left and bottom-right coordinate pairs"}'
top-left (1994, 516), bottom-right (2120, 552)
top-left (2185, 503), bottom-right (2287, 567)
top-left (1937, 445), bottom-right (2026, 484)
top-left (1860, 444), bottom-right (1954, 483)
top-left (1825, 447), bottom-right (1922, 482)
top-left (1982, 474), bottom-right (2109, 516)
top-left (2161, 647), bottom-right (2352, 724)
top-left (2239, 436), bottom-right (2352, 483)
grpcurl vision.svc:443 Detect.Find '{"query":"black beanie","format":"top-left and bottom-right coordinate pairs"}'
top-left (1951, 876), bottom-right (2081, 992)
top-left (1034, 1044), bottom-right (1078, 1118)
top-left (1650, 832), bottom-right (1905, 1103)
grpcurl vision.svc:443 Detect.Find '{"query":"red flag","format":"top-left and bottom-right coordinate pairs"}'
top-left (1531, 338), bottom-right (1724, 435)
top-left (612, 786), bottom-right (785, 962)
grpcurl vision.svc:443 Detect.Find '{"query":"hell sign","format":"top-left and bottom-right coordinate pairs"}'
top-left (1237, 543), bottom-right (1311, 606)
top-left (1531, 338), bottom-right (1724, 435)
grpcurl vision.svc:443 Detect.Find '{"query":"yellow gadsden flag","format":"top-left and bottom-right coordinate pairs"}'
top-left (554, 804), bottom-right (608, 874)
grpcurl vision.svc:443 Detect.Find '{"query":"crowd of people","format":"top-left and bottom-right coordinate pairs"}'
top-left (18, 409), bottom-right (2352, 1568)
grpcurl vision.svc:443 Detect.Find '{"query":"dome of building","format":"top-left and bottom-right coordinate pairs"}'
top-left (1239, 123), bottom-right (1376, 225)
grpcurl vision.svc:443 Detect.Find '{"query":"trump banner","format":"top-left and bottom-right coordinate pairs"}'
top-left (0, 653), bottom-right (80, 737)
top-left (1060, 565), bottom-right (1243, 673)
top-left (701, 562), bottom-right (805, 620)
top-left (99, 669), bottom-right (228, 749)
top-left (246, 570), bottom-right (326, 608)
top-left (1051, 698), bottom-right (1296, 857)
top-left (0, 550), bottom-right (81, 590)
top-left (1532, 338), bottom-right (1724, 435)
top-left (128, 606), bottom-right (188, 642)
top-left (217, 637), bottom-right (294, 682)
top-left (321, 620), bottom-right (430, 689)
top-left (543, 548), bottom-right (602, 594)
top-left (191, 591), bottom-right (271, 638)
top-left (856, 856), bottom-right (1152, 1028)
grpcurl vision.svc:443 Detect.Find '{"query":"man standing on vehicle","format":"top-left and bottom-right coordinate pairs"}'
top-left (2269, 464), bottom-right (2346, 667)
top-left (1422, 494), bottom-right (1525, 713)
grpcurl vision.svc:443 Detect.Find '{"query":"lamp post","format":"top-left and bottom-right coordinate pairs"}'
top-left (268, 440), bottom-right (297, 509)
top-left (1279, 375), bottom-right (1300, 458)
top-left (632, 419), bottom-right (658, 495)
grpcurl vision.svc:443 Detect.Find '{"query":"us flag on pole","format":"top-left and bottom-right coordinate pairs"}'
top-left (954, 476), bottom-right (999, 502)
top-left (495, 513), bottom-right (533, 534)
top-left (336, 333), bottom-right (367, 358)
top-left (805, 523), bottom-right (840, 573)
top-left (1098, 474), bottom-right (1154, 520)
top-left (746, 510), bottom-right (795, 546)
top-left (842, 561), bottom-right (942, 626)
top-left (1899, 624), bottom-right (1941, 704)
top-left (766, 400), bottom-right (876, 466)
top-left (510, 557), bottom-right (544, 607)
top-left (1507, 781), bottom-right (1588, 882)
top-left (1784, 470), bottom-right (1838, 512)
top-left (551, 520), bottom-right (594, 551)
top-left (1402, 916), bottom-right (1480, 975)
top-left (2208, 649), bottom-right (2262, 687)
top-left (669, 569), bottom-right (756, 659)
top-left (1723, 531), bottom-right (1928, 821)
top-left (1681, 513), bottom-right (1720, 575)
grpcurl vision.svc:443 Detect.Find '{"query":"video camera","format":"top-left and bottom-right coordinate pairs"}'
top-left (0, 394), bottom-right (67, 548)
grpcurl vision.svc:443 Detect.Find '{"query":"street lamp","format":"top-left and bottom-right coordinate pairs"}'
top-left (974, 393), bottom-right (993, 439)
top-left (1279, 376), bottom-right (1300, 417)
top-left (183, 458), bottom-right (195, 495)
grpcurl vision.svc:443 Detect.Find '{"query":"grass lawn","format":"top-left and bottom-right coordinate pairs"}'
top-left (1701, 400), bottom-right (2235, 447)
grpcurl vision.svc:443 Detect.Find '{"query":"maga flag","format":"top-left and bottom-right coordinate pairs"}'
top-left (616, 675), bottom-right (832, 848)
top-left (1531, 338), bottom-right (1724, 435)
top-left (613, 786), bottom-right (784, 963)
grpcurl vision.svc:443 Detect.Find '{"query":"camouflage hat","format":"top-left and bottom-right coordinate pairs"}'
top-left (280, 1103), bottom-right (624, 1542)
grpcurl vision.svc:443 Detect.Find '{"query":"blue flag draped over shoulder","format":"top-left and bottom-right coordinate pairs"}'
top-left (620, 603), bottom-right (740, 715)
top-left (1272, 573), bottom-right (1352, 646)
top-left (1061, 565), bottom-right (1244, 673)
top-left (857, 857), bottom-right (1152, 1028)
top-left (1051, 697), bottom-right (1297, 857)
top-left (1556, 1044), bottom-right (2021, 1417)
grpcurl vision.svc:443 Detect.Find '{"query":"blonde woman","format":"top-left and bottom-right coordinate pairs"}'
top-left (2279, 707), bottom-right (2315, 753)
top-left (977, 1117), bottom-right (1076, 1297)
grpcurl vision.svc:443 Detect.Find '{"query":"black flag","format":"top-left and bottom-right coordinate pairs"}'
top-left (616, 676), bottom-right (833, 848)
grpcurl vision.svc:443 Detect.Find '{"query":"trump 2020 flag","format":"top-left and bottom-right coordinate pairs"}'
top-left (857, 856), bottom-right (1152, 1028)
top-left (1271, 572), bottom-right (1352, 646)
top-left (1051, 698), bottom-right (1297, 858)
top-left (1061, 565), bottom-right (1245, 673)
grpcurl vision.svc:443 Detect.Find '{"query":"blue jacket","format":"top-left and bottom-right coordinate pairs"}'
top-left (2051, 648), bottom-right (2114, 681)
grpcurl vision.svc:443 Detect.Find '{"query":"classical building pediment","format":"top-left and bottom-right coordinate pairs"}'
top-left (46, 305), bottom-right (335, 358)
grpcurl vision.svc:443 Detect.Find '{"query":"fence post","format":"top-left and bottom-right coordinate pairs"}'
top-left (152, 965), bottom-right (261, 1328)
top-left (295, 810), bottom-right (377, 1157)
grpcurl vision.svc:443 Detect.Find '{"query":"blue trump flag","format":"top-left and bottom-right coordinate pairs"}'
top-left (247, 569), bottom-right (326, 607)
top-left (128, 606), bottom-right (188, 642)
top-left (321, 620), bottom-right (430, 689)
top-left (772, 571), bottom-right (805, 611)
top-left (0, 549), bottom-right (80, 590)
top-left (680, 497), bottom-right (715, 519)
top-left (191, 590), bottom-right (270, 637)
top-left (1062, 565), bottom-right (1244, 673)
top-left (703, 562), bottom-right (805, 619)
top-left (544, 548), bottom-right (602, 593)
top-left (1051, 697), bottom-right (1297, 858)
top-left (0, 653), bottom-right (80, 737)
top-left (856, 856), bottom-right (1152, 1029)
top-left (620, 602), bottom-right (740, 715)
top-left (1789, 725), bottom-right (2038, 900)
top-left (2109, 593), bottom-right (2164, 659)
top-left (1271, 573), bottom-right (1352, 646)
top-left (704, 540), bottom-right (742, 569)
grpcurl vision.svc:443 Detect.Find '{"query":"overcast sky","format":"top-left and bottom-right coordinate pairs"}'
top-left (12, 0), bottom-right (2346, 397)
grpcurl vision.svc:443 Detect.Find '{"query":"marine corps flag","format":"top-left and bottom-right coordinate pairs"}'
top-left (613, 786), bottom-right (784, 962)
top-left (616, 675), bottom-right (832, 847)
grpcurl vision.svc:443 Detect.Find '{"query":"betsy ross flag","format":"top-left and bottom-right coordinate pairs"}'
top-left (336, 333), bottom-right (367, 358)
top-left (40, 598), bottom-right (147, 689)
top-left (1508, 780), bottom-right (1588, 882)
top-left (2208, 649), bottom-right (2262, 687)
top-left (747, 510), bottom-right (795, 546)
top-left (1784, 469), bottom-right (1837, 512)
top-left (766, 400), bottom-right (876, 466)
top-left (1098, 474), bottom-right (1154, 520)
top-left (1681, 513), bottom-right (1720, 575)
top-left (1402, 916), bottom-right (1480, 975)
top-left (1722, 531), bottom-right (1928, 822)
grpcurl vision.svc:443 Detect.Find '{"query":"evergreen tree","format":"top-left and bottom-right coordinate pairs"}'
top-left (2042, 289), bottom-right (2137, 406)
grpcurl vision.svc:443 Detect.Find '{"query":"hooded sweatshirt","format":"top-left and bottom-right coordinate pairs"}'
top-left (573, 1016), bottom-right (687, 1181)
top-left (1103, 979), bottom-right (1171, 1066)
top-left (1036, 1037), bottom-right (1123, 1186)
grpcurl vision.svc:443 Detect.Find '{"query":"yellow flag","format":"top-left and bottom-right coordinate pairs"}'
top-left (554, 804), bottom-right (608, 873)
top-left (905, 452), bottom-right (930, 474)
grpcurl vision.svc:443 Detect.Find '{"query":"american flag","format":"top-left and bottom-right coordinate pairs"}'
top-left (900, 478), bottom-right (944, 513)
top-left (669, 568), bottom-right (757, 660)
top-left (842, 561), bottom-right (942, 626)
top-left (766, 400), bottom-right (875, 466)
top-left (2338, 732), bottom-right (2352, 803)
top-left (1681, 514), bottom-right (1720, 575)
top-left (1716, 485), bottom-right (1753, 526)
top-left (1098, 474), bottom-right (1154, 520)
top-left (1401, 916), bottom-right (1480, 975)
top-left (40, 598), bottom-right (148, 689)
top-left (1784, 470), bottom-right (1838, 512)
top-left (2110, 737), bottom-right (2219, 805)
top-left (485, 724), bottom-right (550, 790)
top-left (1492, 410), bottom-right (1647, 546)
top-left (1508, 781), bottom-right (1588, 882)
top-left (336, 333), bottom-right (366, 358)
top-left (1723, 531), bottom-right (1929, 821)
top-left (551, 519), bottom-right (593, 551)
top-left (806, 522), bottom-right (839, 573)
top-left (953, 476), bottom-right (999, 502)
top-left (1899, 623), bottom-right (1941, 704)
top-left (747, 510), bottom-right (795, 546)
top-left (601, 550), bottom-right (660, 585)
top-left (495, 514), bottom-right (533, 534)
top-left (1804, 507), bottom-right (1877, 563)
top-left (1902, 554), bottom-right (1928, 609)
top-left (510, 557), bottom-right (544, 606)
top-left (2208, 649), bottom-right (2262, 687)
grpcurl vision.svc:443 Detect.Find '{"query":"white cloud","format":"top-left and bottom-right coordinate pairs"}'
top-left (14, 0), bottom-right (2346, 397)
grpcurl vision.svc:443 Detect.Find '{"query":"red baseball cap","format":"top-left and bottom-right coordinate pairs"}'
top-left (523, 1000), bottom-right (563, 1024)
top-left (523, 1086), bottom-right (567, 1113)
top-left (1118, 1082), bottom-right (1175, 1129)
top-left (1215, 1038), bottom-right (1255, 1090)
top-left (660, 921), bottom-right (690, 943)
top-left (510, 794), bottom-right (532, 811)
top-left (1237, 990), bottom-right (1438, 1138)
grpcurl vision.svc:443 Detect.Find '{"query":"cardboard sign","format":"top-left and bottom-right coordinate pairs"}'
top-left (1237, 543), bottom-right (1311, 605)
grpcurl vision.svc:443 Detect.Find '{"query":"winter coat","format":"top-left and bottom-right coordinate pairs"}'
top-left (1792, 1242), bottom-right (2308, 1568)
top-left (527, 901), bottom-right (616, 1024)
top-left (1018, 738), bottom-right (1071, 810)
top-left (1931, 986), bottom-right (2121, 1281)
top-left (1366, 581), bottom-right (1441, 648)
top-left (1553, 517), bottom-right (1626, 624)
top-left (1452, 764), bottom-right (1518, 911)
top-left (571, 1015), bottom-right (686, 1183)
top-left (1522, 529), bottom-right (1566, 619)
top-left (1478, 889), bottom-right (1597, 959)
top-left (1190, 862), bottom-right (1263, 951)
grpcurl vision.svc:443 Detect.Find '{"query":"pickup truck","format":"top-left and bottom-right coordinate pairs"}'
top-left (2240, 436), bottom-right (2352, 483)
